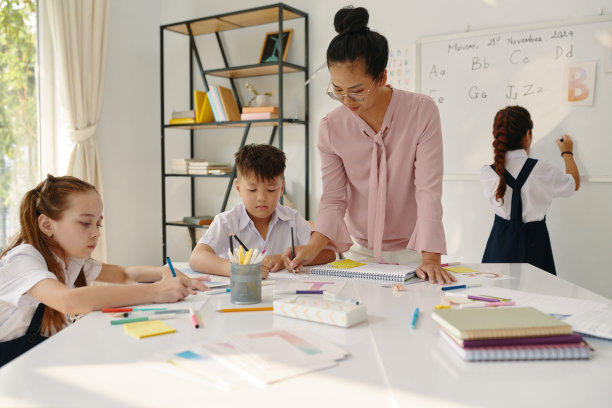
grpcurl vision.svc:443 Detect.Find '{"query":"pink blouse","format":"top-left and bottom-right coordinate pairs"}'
top-left (313, 88), bottom-right (447, 262)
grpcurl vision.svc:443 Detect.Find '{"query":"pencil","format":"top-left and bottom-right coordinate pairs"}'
top-left (229, 232), bottom-right (234, 254)
top-left (166, 257), bottom-right (177, 277)
top-left (233, 234), bottom-right (249, 252)
top-left (291, 226), bottom-right (295, 274)
top-left (216, 307), bottom-right (273, 313)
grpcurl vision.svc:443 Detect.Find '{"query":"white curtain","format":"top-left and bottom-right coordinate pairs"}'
top-left (43, 0), bottom-right (110, 262)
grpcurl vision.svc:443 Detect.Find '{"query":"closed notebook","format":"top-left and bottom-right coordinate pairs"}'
top-left (123, 320), bottom-right (176, 339)
top-left (310, 261), bottom-right (416, 282)
top-left (440, 331), bottom-right (591, 361)
top-left (440, 328), bottom-right (583, 348)
top-left (432, 307), bottom-right (572, 340)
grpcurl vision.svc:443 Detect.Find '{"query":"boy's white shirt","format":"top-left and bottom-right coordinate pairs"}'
top-left (479, 149), bottom-right (575, 222)
top-left (199, 203), bottom-right (312, 258)
top-left (0, 244), bottom-right (102, 341)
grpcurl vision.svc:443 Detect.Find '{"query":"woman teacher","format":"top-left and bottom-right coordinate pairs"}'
top-left (284, 6), bottom-right (454, 284)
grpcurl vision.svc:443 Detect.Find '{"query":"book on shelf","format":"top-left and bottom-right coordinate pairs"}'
top-left (431, 307), bottom-right (573, 340)
top-left (242, 105), bottom-right (279, 114)
top-left (171, 109), bottom-right (195, 119)
top-left (182, 215), bottom-right (214, 226)
top-left (186, 159), bottom-right (232, 175)
top-left (193, 90), bottom-right (214, 123)
top-left (170, 158), bottom-right (188, 174)
top-left (240, 112), bottom-right (279, 120)
top-left (217, 85), bottom-right (241, 122)
top-left (207, 86), bottom-right (225, 122)
top-left (440, 330), bottom-right (591, 361)
top-left (169, 117), bottom-right (196, 125)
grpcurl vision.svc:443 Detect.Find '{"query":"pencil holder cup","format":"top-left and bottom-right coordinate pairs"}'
top-left (230, 263), bottom-right (262, 304)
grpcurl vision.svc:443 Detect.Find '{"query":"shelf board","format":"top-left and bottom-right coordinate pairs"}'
top-left (165, 173), bottom-right (233, 178)
top-left (166, 221), bottom-right (210, 229)
top-left (165, 118), bottom-right (306, 130)
top-left (164, 6), bottom-right (303, 36)
top-left (205, 62), bottom-right (305, 78)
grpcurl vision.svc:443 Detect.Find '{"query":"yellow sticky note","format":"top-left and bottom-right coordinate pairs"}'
top-left (123, 320), bottom-right (176, 339)
top-left (444, 266), bottom-right (477, 274)
top-left (329, 259), bottom-right (367, 269)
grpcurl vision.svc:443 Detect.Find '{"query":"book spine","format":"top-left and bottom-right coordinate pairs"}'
top-left (210, 86), bottom-right (226, 121)
top-left (207, 88), bottom-right (223, 122)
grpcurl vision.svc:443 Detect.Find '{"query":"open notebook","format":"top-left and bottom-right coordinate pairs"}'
top-left (310, 260), bottom-right (417, 282)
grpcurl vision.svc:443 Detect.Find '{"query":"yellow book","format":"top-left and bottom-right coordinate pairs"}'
top-left (194, 90), bottom-right (215, 123)
top-left (123, 320), bottom-right (176, 339)
top-left (169, 117), bottom-right (195, 125)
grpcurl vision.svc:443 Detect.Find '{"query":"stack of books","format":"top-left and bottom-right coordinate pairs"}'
top-left (186, 159), bottom-right (232, 175)
top-left (240, 106), bottom-right (279, 120)
top-left (170, 158), bottom-right (188, 174)
top-left (432, 307), bottom-right (591, 361)
top-left (169, 109), bottom-right (195, 125)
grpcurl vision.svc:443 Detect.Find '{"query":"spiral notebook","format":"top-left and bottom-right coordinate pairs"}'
top-left (310, 261), bottom-right (417, 282)
top-left (440, 330), bottom-right (591, 361)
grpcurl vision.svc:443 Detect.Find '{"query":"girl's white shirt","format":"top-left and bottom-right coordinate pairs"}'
top-left (0, 244), bottom-right (102, 341)
top-left (479, 149), bottom-right (575, 222)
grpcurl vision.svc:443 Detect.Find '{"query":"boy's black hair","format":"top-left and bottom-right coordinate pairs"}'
top-left (326, 6), bottom-right (388, 79)
top-left (234, 143), bottom-right (286, 182)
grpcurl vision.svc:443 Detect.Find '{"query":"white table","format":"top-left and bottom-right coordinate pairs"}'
top-left (1, 263), bottom-right (610, 408)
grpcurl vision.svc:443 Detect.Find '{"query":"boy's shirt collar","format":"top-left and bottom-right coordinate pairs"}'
top-left (236, 202), bottom-right (291, 233)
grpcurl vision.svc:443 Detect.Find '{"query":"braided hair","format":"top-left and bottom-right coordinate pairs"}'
top-left (326, 6), bottom-right (388, 80)
top-left (492, 106), bottom-right (533, 204)
top-left (1, 174), bottom-right (98, 335)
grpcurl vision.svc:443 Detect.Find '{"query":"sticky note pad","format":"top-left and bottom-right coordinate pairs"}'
top-left (445, 266), bottom-right (477, 274)
top-left (329, 259), bottom-right (367, 269)
top-left (123, 320), bottom-right (176, 339)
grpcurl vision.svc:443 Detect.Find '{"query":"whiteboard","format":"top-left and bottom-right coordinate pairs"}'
top-left (417, 16), bottom-right (612, 179)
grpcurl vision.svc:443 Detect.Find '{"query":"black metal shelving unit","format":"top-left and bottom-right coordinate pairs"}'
top-left (160, 3), bottom-right (309, 262)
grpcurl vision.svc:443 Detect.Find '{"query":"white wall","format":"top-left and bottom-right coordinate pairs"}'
top-left (98, 0), bottom-right (612, 298)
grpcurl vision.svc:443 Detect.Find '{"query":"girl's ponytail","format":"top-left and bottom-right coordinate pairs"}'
top-left (491, 106), bottom-right (533, 205)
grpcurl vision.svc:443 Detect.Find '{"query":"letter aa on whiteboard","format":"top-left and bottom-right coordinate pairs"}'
top-left (565, 61), bottom-right (597, 106)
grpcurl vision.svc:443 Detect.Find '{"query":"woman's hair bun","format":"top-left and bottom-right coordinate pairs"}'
top-left (334, 6), bottom-right (369, 35)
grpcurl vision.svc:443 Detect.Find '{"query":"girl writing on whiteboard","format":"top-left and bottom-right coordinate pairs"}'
top-left (0, 175), bottom-right (210, 366)
top-left (283, 6), bottom-right (455, 284)
top-left (480, 106), bottom-right (580, 275)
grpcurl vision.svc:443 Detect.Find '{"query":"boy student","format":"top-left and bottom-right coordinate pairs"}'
top-left (189, 144), bottom-right (335, 277)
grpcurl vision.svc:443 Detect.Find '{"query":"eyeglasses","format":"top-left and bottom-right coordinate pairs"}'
top-left (326, 79), bottom-right (376, 103)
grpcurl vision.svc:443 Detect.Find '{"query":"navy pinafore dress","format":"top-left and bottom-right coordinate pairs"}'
top-left (482, 158), bottom-right (556, 275)
top-left (0, 303), bottom-right (48, 366)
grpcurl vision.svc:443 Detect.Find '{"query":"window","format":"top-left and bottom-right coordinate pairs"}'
top-left (0, 0), bottom-right (37, 250)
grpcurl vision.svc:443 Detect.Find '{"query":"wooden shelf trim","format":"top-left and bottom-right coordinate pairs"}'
top-left (163, 6), bottom-right (303, 36)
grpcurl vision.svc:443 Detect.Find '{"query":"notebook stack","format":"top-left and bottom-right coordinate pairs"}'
top-left (186, 159), bottom-right (232, 175)
top-left (432, 307), bottom-right (591, 361)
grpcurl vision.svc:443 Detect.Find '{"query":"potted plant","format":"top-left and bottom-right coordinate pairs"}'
top-left (245, 82), bottom-right (272, 107)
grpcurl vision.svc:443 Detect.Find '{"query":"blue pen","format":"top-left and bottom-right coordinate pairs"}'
top-left (166, 257), bottom-right (177, 277)
top-left (441, 283), bottom-right (482, 291)
top-left (411, 307), bottom-right (420, 329)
